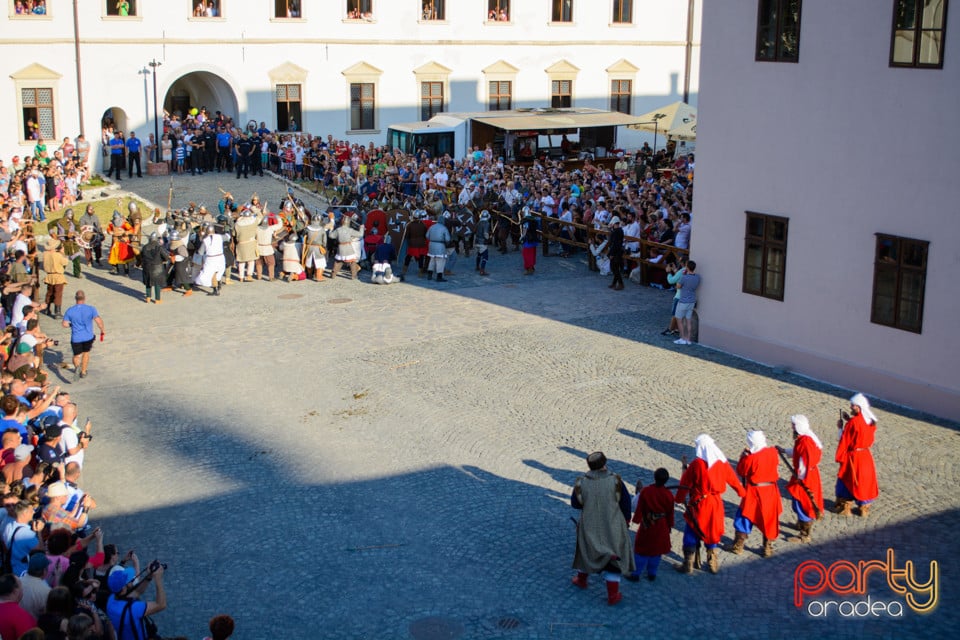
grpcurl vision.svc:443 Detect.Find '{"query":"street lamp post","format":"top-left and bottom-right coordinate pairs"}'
top-left (651, 112), bottom-right (666, 155)
top-left (148, 59), bottom-right (162, 164)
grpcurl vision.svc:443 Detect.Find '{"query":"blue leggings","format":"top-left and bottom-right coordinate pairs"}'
top-left (835, 479), bottom-right (874, 507)
top-left (682, 522), bottom-right (718, 549)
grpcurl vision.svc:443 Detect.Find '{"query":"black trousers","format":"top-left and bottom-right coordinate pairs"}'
top-left (108, 154), bottom-right (123, 178)
top-left (610, 255), bottom-right (624, 287)
top-left (128, 153), bottom-right (142, 177)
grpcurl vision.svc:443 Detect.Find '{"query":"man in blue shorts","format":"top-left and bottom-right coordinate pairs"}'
top-left (674, 260), bottom-right (700, 346)
top-left (61, 290), bottom-right (105, 380)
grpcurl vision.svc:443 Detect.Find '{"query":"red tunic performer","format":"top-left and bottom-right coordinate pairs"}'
top-left (725, 430), bottom-right (782, 558)
top-left (834, 392), bottom-right (879, 517)
top-left (782, 414), bottom-right (824, 543)
top-left (675, 434), bottom-right (745, 575)
top-left (628, 468), bottom-right (674, 582)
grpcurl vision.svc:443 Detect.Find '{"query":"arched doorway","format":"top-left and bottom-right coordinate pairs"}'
top-left (164, 71), bottom-right (239, 124)
top-left (100, 107), bottom-right (128, 171)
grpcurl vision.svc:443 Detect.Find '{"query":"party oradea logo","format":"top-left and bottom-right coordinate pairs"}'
top-left (794, 548), bottom-right (938, 618)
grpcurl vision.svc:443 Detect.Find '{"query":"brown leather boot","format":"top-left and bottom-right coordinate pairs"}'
top-left (674, 546), bottom-right (695, 574)
top-left (692, 543), bottom-right (702, 570)
top-left (857, 504), bottom-right (871, 518)
top-left (706, 547), bottom-right (720, 574)
top-left (723, 532), bottom-right (747, 555)
top-left (833, 499), bottom-right (853, 517)
top-left (762, 537), bottom-right (774, 558)
top-left (787, 521), bottom-right (812, 543)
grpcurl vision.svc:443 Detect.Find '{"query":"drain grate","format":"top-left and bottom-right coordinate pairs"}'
top-left (408, 616), bottom-right (464, 640)
top-left (327, 297), bottom-right (353, 304)
top-left (497, 616), bottom-right (523, 630)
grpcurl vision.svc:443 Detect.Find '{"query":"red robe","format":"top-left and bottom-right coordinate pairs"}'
top-left (675, 458), bottom-right (745, 545)
top-left (786, 435), bottom-right (824, 517)
top-left (736, 447), bottom-right (783, 539)
top-left (632, 484), bottom-right (674, 556)
top-left (835, 413), bottom-right (879, 501)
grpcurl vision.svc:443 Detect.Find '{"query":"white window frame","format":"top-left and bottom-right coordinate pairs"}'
top-left (9, 0), bottom-right (53, 19)
top-left (342, 62), bottom-right (383, 134)
top-left (12, 64), bottom-right (61, 145)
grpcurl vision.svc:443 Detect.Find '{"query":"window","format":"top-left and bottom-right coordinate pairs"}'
top-left (346, 0), bottom-right (373, 20)
top-left (610, 79), bottom-right (631, 114)
top-left (489, 81), bottom-right (512, 111)
top-left (13, 0), bottom-right (49, 16)
top-left (891, 0), bottom-right (948, 68)
top-left (275, 84), bottom-right (302, 132)
top-left (612, 0), bottom-right (632, 23)
top-left (350, 83), bottom-right (375, 130)
top-left (871, 234), bottom-right (928, 333)
top-left (756, 0), bottom-right (802, 62)
top-left (21, 88), bottom-right (55, 141)
top-left (274, 0), bottom-right (300, 18)
top-left (743, 212), bottom-right (788, 301)
top-left (106, 1), bottom-right (136, 16)
top-left (422, 0), bottom-right (445, 20)
top-left (551, 80), bottom-right (572, 108)
top-left (487, 0), bottom-right (510, 21)
top-left (421, 82), bottom-right (444, 120)
top-left (552, 0), bottom-right (573, 22)
top-left (192, 1), bottom-right (222, 17)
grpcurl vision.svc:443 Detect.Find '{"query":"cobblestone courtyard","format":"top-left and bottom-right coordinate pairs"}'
top-left (47, 174), bottom-right (959, 639)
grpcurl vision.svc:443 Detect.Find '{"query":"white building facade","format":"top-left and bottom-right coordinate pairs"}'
top-left (693, 1), bottom-right (959, 420)
top-left (2, 1), bottom-right (700, 155)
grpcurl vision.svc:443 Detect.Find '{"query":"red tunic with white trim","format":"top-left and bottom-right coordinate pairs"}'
top-left (736, 447), bottom-right (783, 539)
top-left (787, 435), bottom-right (824, 516)
top-left (835, 413), bottom-right (879, 501)
top-left (675, 458), bottom-right (745, 545)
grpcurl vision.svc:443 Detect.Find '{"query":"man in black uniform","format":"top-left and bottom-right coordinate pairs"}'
top-left (607, 216), bottom-right (625, 291)
top-left (203, 125), bottom-right (217, 173)
top-left (235, 133), bottom-right (253, 179)
top-left (249, 131), bottom-right (263, 176)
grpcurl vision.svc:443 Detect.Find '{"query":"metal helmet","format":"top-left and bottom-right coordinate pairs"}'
top-left (170, 230), bottom-right (181, 241)
top-left (480, 210), bottom-right (491, 221)
top-left (149, 231), bottom-right (158, 241)
top-left (206, 225), bottom-right (215, 234)
top-left (64, 208), bottom-right (74, 219)
top-left (128, 201), bottom-right (140, 215)
top-left (442, 210), bottom-right (451, 219)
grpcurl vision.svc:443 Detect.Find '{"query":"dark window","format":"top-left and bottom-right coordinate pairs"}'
top-left (422, 0), bottom-right (445, 20)
top-left (276, 84), bottom-right (302, 132)
top-left (743, 212), bottom-right (788, 301)
top-left (756, 0), bottom-right (802, 62)
top-left (551, 80), bottom-right (572, 108)
top-left (421, 82), bottom-right (444, 120)
top-left (610, 79), bottom-right (631, 114)
top-left (891, 0), bottom-right (949, 68)
top-left (106, 1), bottom-right (137, 16)
top-left (871, 234), bottom-right (928, 333)
top-left (350, 83), bottom-right (375, 130)
top-left (487, 0), bottom-right (510, 21)
top-left (274, 0), bottom-right (301, 18)
top-left (552, 0), bottom-right (573, 22)
top-left (21, 88), bottom-right (55, 140)
top-left (346, 0), bottom-right (373, 19)
top-left (489, 81), bottom-right (512, 111)
top-left (612, 0), bottom-right (632, 24)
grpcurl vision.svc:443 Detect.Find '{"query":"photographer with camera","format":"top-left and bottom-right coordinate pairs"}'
top-left (1, 501), bottom-right (45, 575)
top-left (106, 559), bottom-right (167, 640)
top-left (58, 402), bottom-right (92, 467)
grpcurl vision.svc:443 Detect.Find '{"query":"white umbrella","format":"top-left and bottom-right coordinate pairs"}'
top-left (667, 118), bottom-right (697, 141)
top-left (627, 101), bottom-right (697, 133)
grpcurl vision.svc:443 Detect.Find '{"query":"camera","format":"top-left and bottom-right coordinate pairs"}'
top-left (148, 560), bottom-right (168, 573)
top-left (52, 340), bottom-right (59, 346)
top-left (79, 431), bottom-right (93, 441)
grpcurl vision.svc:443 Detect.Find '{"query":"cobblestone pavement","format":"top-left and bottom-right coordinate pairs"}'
top-left (45, 172), bottom-right (960, 639)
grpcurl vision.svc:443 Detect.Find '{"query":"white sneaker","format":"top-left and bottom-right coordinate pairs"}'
top-left (674, 338), bottom-right (688, 345)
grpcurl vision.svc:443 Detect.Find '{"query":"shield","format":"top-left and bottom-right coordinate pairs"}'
top-left (77, 225), bottom-right (99, 250)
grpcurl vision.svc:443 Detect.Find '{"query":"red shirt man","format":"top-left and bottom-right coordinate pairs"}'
top-left (834, 393), bottom-right (879, 516)
top-left (726, 430), bottom-right (781, 557)
top-left (0, 574), bottom-right (37, 640)
top-left (782, 414), bottom-right (824, 544)
top-left (630, 468), bottom-right (674, 581)
top-left (675, 434), bottom-right (745, 574)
